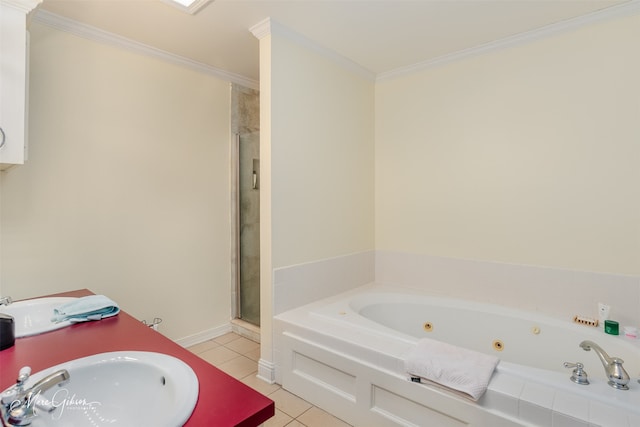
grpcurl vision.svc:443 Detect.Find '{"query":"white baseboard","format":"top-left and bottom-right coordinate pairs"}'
top-left (231, 319), bottom-right (261, 343)
top-left (174, 323), bottom-right (232, 348)
top-left (257, 358), bottom-right (276, 384)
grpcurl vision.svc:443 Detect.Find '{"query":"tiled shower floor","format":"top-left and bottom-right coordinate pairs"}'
top-left (188, 332), bottom-right (352, 427)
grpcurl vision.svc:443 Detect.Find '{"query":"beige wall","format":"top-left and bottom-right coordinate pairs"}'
top-left (270, 33), bottom-right (375, 269)
top-left (0, 23), bottom-right (233, 340)
top-left (255, 26), bottom-right (375, 378)
top-left (375, 14), bottom-right (640, 276)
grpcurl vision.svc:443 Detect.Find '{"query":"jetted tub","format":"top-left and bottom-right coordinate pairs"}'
top-left (274, 284), bottom-right (640, 427)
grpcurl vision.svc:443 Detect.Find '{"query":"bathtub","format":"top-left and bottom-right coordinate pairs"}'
top-left (274, 284), bottom-right (640, 427)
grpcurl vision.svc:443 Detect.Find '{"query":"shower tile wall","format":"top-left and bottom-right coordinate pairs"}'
top-left (231, 84), bottom-right (260, 135)
top-left (232, 84), bottom-right (261, 326)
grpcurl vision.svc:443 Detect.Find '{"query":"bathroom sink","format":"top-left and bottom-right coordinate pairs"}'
top-left (15, 351), bottom-right (198, 426)
top-left (0, 297), bottom-right (77, 338)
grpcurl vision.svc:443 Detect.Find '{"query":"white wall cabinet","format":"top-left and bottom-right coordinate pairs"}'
top-left (0, 0), bottom-right (42, 170)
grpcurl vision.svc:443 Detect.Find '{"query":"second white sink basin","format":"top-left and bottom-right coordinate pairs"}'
top-left (0, 297), bottom-right (77, 338)
top-left (23, 351), bottom-right (199, 426)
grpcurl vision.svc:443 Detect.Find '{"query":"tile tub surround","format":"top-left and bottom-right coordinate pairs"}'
top-left (0, 290), bottom-right (274, 427)
top-left (272, 250), bottom-right (639, 328)
top-left (273, 251), bottom-right (375, 315)
top-left (375, 251), bottom-right (640, 328)
top-left (270, 250), bottom-right (639, 389)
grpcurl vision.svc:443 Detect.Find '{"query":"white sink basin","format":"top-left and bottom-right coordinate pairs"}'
top-left (23, 351), bottom-right (198, 426)
top-left (0, 297), bottom-right (77, 338)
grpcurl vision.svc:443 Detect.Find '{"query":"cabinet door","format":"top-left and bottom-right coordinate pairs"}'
top-left (0, 0), bottom-right (42, 169)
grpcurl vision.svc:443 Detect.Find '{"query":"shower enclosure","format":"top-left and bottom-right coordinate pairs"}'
top-left (236, 131), bottom-right (260, 326)
top-left (231, 84), bottom-right (260, 327)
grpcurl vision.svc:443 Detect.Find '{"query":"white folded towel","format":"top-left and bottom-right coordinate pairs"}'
top-left (404, 338), bottom-right (499, 401)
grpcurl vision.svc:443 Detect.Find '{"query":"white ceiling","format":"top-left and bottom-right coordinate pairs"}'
top-left (38, 0), bottom-right (629, 82)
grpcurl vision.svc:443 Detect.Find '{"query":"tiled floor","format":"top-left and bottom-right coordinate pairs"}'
top-left (187, 332), bottom-right (352, 427)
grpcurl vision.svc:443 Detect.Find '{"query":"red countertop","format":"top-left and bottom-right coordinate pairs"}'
top-left (0, 289), bottom-right (274, 426)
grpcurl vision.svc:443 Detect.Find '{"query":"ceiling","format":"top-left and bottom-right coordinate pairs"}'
top-left (38, 0), bottom-right (629, 82)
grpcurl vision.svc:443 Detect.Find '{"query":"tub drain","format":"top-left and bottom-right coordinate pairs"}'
top-left (492, 340), bottom-right (504, 352)
top-left (423, 322), bottom-right (433, 332)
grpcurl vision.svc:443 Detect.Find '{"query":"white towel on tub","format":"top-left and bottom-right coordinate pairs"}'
top-left (404, 338), bottom-right (499, 401)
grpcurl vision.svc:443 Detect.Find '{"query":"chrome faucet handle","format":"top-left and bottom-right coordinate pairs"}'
top-left (564, 362), bottom-right (589, 385)
top-left (1, 367), bottom-right (31, 400)
top-left (16, 367), bottom-right (31, 387)
top-left (1, 368), bottom-right (26, 427)
top-left (608, 357), bottom-right (630, 390)
top-left (0, 296), bottom-right (12, 306)
top-left (2, 367), bottom-right (69, 426)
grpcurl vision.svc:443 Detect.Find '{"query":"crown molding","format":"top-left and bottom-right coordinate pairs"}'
top-left (378, 0), bottom-right (640, 82)
top-left (249, 17), bottom-right (271, 40)
top-left (32, 9), bottom-right (259, 90)
top-left (0, 0), bottom-right (42, 13)
top-left (250, 17), bottom-right (375, 82)
top-left (29, 1), bottom-right (638, 88)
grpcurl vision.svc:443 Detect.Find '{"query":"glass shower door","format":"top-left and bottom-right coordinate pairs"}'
top-left (238, 131), bottom-right (260, 326)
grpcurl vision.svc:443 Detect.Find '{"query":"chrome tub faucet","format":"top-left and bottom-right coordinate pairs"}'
top-left (0, 297), bottom-right (12, 306)
top-left (1, 367), bottom-right (70, 426)
top-left (579, 340), bottom-right (630, 390)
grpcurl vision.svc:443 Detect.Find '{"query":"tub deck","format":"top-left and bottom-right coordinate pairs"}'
top-left (274, 284), bottom-right (640, 427)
